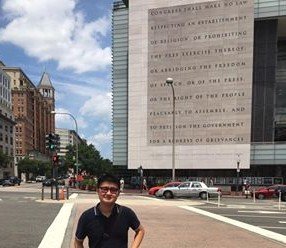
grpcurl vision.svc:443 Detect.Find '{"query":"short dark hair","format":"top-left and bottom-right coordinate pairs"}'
top-left (97, 173), bottom-right (120, 189)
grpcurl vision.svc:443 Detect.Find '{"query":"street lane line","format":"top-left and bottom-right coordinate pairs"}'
top-left (238, 210), bottom-right (283, 214)
top-left (180, 206), bottom-right (286, 244)
top-left (259, 226), bottom-right (286, 230)
top-left (38, 202), bottom-right (74, 248)
top-left (224, 214), bottom-right (286, 219)
top-left (279, 221), bottom-right (286, 224)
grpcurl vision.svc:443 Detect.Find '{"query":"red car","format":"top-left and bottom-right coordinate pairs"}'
top-left (253, 185), bottom-right (284, 199)
top-left (148, 182), bottom-right (181, 195)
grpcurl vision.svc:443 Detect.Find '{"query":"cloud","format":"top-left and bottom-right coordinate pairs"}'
top-left (0, 0), bottom-right (111, 73)
top-left (79, 92), bottom-right (111, 119)
top-left (55, 81), bottom-right (111, 120)
top-left (87, 130), bottom-right (112, 159)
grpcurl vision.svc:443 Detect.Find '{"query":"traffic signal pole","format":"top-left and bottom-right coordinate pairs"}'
top-left (45, 133), bottom-right (61, 200)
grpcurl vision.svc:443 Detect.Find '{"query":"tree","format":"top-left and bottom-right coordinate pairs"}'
top-left (18, 157), bottom-right (52, 179)
top-left (65, 141), bottom-right (113, 176)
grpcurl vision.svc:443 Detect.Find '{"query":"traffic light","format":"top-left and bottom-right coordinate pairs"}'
top-left (52, 155), bottom-right (59, 166)
top-left (45, 133), bottom-right (61, 151)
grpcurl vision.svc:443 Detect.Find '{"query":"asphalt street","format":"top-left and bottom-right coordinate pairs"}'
top-left (197, 197), bottom-right (286, 236)
top-left (0, 186), bottom-right (62, 248)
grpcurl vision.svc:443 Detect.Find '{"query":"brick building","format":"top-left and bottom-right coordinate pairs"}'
top-left (2, 65), bottom-right (55, 164)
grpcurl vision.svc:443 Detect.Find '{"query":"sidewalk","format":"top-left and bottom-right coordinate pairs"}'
top-left (61, 192), bottom-right (286, 248)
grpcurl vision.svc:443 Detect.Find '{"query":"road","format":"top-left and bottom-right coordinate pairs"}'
top-left (2, 183), bottom-right (286, 247)
top-left (0, 183), bottom-right (62, 248)
top-left (197, 197), bottom-right (286, 236)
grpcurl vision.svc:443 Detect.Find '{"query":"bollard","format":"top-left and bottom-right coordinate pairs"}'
top-left (206, 191), bottom-right (209, 202)
top-left (66, 186), bottom-right (69, 200)
top-left (51, 185), bottom-right (54, 200)
top-left (42, 186), bottom-right (44, 201)
top-left (56, 185), bottom-right (59, 201)
top-left (253, 188), bottom-right (256, 203)
top-left (218, 192), bottom-right (221, 208)
top-left (279, 191), bottom-right (281, 210)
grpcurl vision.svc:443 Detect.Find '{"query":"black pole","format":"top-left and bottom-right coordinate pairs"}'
top-left (55, 167), bottom-right (59, 200)
top-left (41, 186), bottom-right (44, 201)
top-left (236, 161), bottom-right (240, 194)
top-left (66, 186), bottom-right (69, 200)
top-left (51, 185), bottom-right (54, 200)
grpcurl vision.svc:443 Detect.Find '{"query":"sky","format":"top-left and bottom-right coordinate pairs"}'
top-left (0, 0), bottom-right (114, 159)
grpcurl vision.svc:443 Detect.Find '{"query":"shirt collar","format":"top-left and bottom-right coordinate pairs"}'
top-left (94, 203), bottom-right (120, 217)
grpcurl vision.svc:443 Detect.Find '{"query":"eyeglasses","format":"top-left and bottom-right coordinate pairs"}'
top-left (99, 186), bottom-right (119, 194)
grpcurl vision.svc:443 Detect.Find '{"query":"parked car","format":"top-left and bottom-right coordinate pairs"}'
top-left (36, 175), bottom-right (46, 182)
top-left (6, 176), bottom-right (21, 185)
top-left (148, 182), bottom-right (181, 195)
top-left (251, 185), bottom-right (285, 199)
top-left (2, 179), bottom-right (15, 187)
top-left (0, 178), bottom-right (5, 185)
top-left (156, 181), bottom-right (220, 199)
top-left (42, 178), bottom-right (65, 187)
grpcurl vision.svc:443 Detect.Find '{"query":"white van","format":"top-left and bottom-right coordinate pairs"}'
top-left (36, 176), bottom-right (46, 182)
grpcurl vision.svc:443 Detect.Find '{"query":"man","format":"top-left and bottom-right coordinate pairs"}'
top-left (74, 173), bottom-right (145, 248)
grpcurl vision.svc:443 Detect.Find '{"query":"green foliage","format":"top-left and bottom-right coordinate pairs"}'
top-left (0, 150), bottom-right (11, 169)
top-left (65, 141), bottom-right (113, 175)
top-left (18, 157), bottom-right (51, 178)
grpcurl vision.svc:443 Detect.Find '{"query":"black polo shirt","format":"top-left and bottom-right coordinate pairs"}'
top-left (75, 203), bottom-right (140, 248)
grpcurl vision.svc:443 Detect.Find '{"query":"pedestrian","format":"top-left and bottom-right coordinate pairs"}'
top-left (74, 173), bottom-right (145, 248)
top-left (120, 177), bottom-right (125, 192)
top-left (245, 182), bottom-right (251, 199)
top-left (142, 178), bottom-right (148, 191)
top-left (209, 177), bottom-right (214, 187)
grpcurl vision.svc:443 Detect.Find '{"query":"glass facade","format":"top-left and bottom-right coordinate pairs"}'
top-left (112, 1), bottom-right (128, 166)
top-left (254, 0), bottom-right (286, 18)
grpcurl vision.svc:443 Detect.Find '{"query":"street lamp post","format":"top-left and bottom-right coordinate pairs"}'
top-left (51, 111), bottom-right (79, 176)
top-left (166, 77), bottom-right (176, 181)
top-left (236, 154), bottom-right (241, 195)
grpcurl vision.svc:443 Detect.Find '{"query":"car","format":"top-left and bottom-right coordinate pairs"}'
top-left (42, 178), bottom-right (55, 186)
top-left (251, 185), bottom-right (285, 199)
top-left (6, 176), bottom-right (21, 185)
top-left (148, 182), bottom-right (181, 195)
top-left (42, 178), bottom-right (65, 187)
top-left (2, 179), bottom-right (15, 187)
top-left (36, 175), bottom-right (46, 182)
top-left (156, 181), bottom-right (221, 199)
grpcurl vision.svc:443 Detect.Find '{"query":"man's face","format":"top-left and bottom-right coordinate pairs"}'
top-left (97, 181), bottom-right (120, 205)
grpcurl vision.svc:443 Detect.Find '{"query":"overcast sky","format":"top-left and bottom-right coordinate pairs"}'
top-left (0, 0), bottom-right (114, 159)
